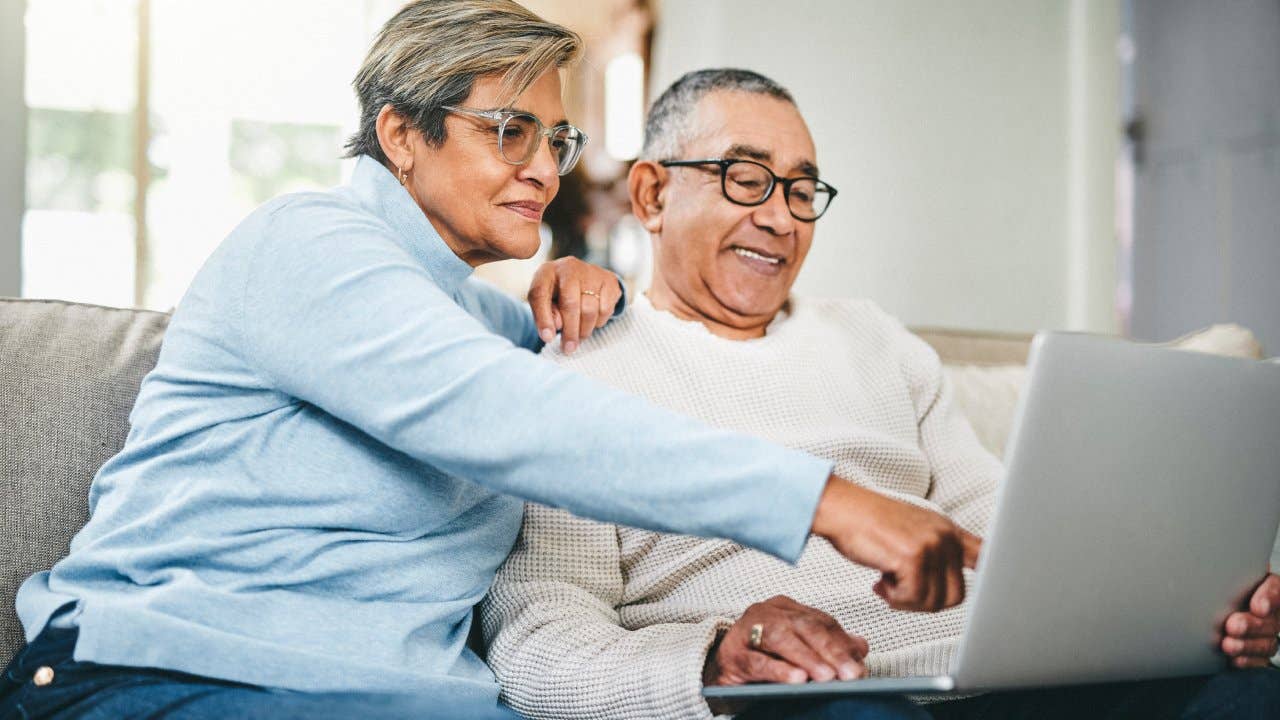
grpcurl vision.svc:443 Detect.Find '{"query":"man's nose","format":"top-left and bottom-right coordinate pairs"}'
top-left (751, 185), bottom-right (796, 236)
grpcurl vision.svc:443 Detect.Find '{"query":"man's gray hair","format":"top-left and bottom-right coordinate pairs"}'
top-left (344, 0), bottom-right (582, 166)
top-left (640, 68), bottom-right (796, 161)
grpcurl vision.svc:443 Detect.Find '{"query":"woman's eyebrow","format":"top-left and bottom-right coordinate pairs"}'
top-left (505, 106), bottom-right (570, 127)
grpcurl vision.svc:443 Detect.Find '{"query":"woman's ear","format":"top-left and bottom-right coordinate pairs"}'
top-left (628, 160), bottom-right (666, 234)
top-left (375, 104), bottom-right (416, 176)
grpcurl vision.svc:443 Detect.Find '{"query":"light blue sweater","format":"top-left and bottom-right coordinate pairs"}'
top-left (16, 156), bottom-right (832, 700)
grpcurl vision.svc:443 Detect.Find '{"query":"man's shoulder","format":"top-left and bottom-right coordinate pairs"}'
top-left (791, 296), bottom-right (941, 370)
top-left (538, 301), bottom-right (651, 364)
top-left (791, 295), bottom-right (912, 337)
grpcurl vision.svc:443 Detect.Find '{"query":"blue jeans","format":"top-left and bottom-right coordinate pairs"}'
top-left (1, 627), bottom-right (522, 720)
top-left (741, 670), bottom-right (1280, 720)
top-left (739, 696), bottom-right (931, 719)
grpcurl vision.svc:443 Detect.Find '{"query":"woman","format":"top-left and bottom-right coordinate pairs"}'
top-left (1, 2), bottom-right (973, 719)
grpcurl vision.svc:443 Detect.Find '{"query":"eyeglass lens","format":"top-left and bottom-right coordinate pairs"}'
top-left (499, 114), bottom-right (585, 176)
top-left (724, 161), bottom-right (832, 220)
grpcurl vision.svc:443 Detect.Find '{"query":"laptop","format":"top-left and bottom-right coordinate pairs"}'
top-left (705, 332), bottom-right (1280, 702)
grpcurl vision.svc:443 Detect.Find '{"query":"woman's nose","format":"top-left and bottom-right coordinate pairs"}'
top-left (520, 136), bottom-right (560, 186)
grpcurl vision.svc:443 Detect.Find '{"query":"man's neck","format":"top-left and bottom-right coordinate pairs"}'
top-left (645, 282), bottom-right (771, 341)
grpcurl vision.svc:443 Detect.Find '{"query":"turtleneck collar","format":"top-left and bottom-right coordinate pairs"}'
top-left (348, 154), bottom-right (473, 296)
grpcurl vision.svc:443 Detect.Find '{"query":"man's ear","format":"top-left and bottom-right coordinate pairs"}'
top-left (628, 160), bottom-right (666, 234)
top-left (375, 104), bottom-right (416, 175)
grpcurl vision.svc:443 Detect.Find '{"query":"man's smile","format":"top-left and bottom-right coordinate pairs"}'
top-left (729, 245), bottom-right (786, 275)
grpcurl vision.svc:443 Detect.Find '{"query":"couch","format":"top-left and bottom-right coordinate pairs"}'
top-left (2, 297), bottom-right (1275, 668)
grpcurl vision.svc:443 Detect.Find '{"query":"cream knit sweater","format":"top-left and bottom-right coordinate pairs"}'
top-left (481, 294), bottom-right (1001, 720)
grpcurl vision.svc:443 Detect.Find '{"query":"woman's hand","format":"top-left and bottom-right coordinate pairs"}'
top-left (527, 257), bottom-right (623, 354)
top-left (812, 475), bottom-right (982, 612)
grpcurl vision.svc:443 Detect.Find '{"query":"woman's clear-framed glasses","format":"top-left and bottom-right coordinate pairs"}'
top-left (443, 106), bottom-right (588, 176)
top-left (659, 158), bottom-right (838, 221)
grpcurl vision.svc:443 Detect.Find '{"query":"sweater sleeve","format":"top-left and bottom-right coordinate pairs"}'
top-left (454, 277), bottom-right (542, 351)
top-left (481, 504), bottom-right (733, 720)
top-left (235, 197), bottom-right (832, 561)
top-left (454, 273), bottom-right (631, 352)
top-left (899, 330), bottom-right (1002, 536)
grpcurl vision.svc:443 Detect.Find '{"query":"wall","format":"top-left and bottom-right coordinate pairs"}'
top-left (649, 0), bottom-right (1120, 334)
top-left (1128, 0), bottom-right (1280, 351)
top-left (0, 0), bottom-right (24, 298)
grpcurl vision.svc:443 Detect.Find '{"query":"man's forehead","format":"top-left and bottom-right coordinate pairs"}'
top-left (686, 93), bottom-right (819, 176)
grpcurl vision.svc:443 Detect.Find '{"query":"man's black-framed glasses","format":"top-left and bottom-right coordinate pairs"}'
top-left (443, 105), bottom-right (588, 176)
top-left (659, 158), bottom-right (838, 221)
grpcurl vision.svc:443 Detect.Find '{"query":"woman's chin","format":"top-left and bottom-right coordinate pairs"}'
top-left (493, 232), bottom-right (543, 261)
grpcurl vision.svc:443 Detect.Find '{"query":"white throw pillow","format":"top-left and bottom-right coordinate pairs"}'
top-left (944, 364), bottom-right (1025, 460)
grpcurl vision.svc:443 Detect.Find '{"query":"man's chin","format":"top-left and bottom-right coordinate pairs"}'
top-left (716, 292), bottom-right (789, 326)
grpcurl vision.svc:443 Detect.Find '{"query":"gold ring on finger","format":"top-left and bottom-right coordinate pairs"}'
top-left (749, 623), bottom-right (764, 649)
top-left (581, 289), bottom-right (598, 297)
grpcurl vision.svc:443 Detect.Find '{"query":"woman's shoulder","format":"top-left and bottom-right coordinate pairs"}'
top-left (219, 187), bottom-right (405, 275)
top-left (257, 187), bottom-right (387, 237)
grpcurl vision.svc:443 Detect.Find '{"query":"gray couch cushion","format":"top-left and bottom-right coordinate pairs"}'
top-left (1, 298), bottom-right (168, 665)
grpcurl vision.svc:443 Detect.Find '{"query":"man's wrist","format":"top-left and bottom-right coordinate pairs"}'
top-left (702, 627), bottom-right (726, 686)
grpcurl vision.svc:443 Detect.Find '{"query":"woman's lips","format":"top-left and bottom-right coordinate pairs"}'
top-left (501, 201), bottom-right (545, 221)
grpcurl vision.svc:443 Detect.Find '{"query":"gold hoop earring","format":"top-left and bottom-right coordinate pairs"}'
top-left (397, 165), bottom-right (409, 186)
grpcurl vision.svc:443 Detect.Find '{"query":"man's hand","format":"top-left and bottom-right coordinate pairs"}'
top-left (527, 257), bottom-right (623, 355)
top-left (703, 596), bottom-right (866, 712)
top-left (702, 597), bottom-right (867, 715)
top-left (1221, 573), bottom-right (1280, 669)
top-left (811, 475), bottom-right (981, 612)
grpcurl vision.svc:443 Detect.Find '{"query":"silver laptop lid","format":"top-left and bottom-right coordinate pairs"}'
top-left (954, 332), bottom-right (1280, 690)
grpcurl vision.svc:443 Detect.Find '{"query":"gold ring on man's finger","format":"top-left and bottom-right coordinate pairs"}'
top-left (580, 289), bottom-right (598, 297)
top-left (749, 623), bottom-right (764, 649)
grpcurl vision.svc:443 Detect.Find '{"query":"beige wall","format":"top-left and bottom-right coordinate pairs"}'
top-left (650, 0), bottom-right (1120, 334)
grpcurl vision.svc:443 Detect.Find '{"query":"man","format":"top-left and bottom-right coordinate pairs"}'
top-left (480, 69), bottom-right (1280, 720)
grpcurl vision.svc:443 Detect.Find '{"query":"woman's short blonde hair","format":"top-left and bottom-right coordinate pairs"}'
top-left (343, 0), bottom-right (582, 164)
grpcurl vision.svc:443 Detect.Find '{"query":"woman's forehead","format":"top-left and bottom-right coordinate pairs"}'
top-left (466, 70), bottom-right (567, 124)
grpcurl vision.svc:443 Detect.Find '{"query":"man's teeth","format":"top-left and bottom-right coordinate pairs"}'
top-left (733, 247), bottom-right (781, 265)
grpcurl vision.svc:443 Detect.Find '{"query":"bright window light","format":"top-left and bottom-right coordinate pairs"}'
top-left (604, 53), bottom-right (644, 161)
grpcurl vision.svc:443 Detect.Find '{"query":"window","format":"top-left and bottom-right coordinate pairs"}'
top-left (22, 0), bottom-right (139, 307)
top-left (21, 0), bottom-right (402, 309)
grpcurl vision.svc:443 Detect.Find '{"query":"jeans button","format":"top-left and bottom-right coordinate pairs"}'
top-left (32, 666), bottom-right (55, 687)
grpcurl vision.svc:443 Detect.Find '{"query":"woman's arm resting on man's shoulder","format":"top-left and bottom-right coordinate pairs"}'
top-left (237, 202), bottom-right (828, 561)
top-left (460, 258), bottom-right (627, 353)
top-left (526, 257), bottom-right (626, 354)
top-left (237, 200), bottom-right (980, 602)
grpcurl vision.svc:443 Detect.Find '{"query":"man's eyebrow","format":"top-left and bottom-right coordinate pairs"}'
top-left (724, 143), bottom-right (821, 178)
top-left (723, 143), bottom-right (772, 163)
